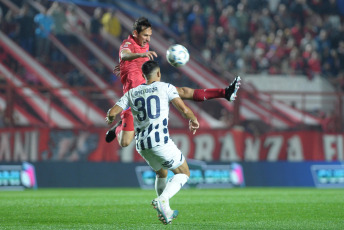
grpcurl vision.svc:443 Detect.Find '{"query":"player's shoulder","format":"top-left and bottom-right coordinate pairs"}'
top-left (154, 82), bottom-right (177, 96)
top-left (120, 37), bottom-right (134, 49)
top-left (121, 41), bottom-right (132, 49)
top-left (155, 81), bottom-right (175, 88)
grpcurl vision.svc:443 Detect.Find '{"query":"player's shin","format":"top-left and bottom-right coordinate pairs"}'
top-left (155, 176), bottom-right (167, 196)
top-left (159, 174), bottom-right (189, 200)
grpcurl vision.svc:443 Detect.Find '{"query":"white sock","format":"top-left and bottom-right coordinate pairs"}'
top-left (160, 174), bottom-right (189, 200)
top-left (155, 176), bottom-right (167, 196)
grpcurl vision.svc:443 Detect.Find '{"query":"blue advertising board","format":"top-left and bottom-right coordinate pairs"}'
top-left (0, 162), bottom-right (37, 190)
top-left (135, 160), bottom-right (245, 189)
top-left (311, 165), bottom-right (344, 188)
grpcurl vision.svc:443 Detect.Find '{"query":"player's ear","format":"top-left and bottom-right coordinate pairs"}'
top-left (133, 30), bottom-right (138, 37)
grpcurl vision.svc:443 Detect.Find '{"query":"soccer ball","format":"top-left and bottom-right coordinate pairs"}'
top-left (166, 44), bottom-right (190, 67)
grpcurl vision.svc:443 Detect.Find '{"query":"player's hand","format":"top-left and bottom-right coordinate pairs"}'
top-left (113, 65), bottom-right (120, 76)
top-left (189, 119), bottom-right (199, 135)
top-left (144, 51), bottom-right (158, 60)
top-left (105, 112), bottom-right (115, 124)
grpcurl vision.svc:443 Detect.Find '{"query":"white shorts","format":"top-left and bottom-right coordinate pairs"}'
top-left (138, 141), bottom-right (185, 171)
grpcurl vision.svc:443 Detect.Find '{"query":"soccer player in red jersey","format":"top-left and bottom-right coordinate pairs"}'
top-left (106, 17), bottom-right (241, 146)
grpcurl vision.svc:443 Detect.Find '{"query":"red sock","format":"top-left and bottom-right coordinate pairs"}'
top-left (192, 89), bottom-right (225, 101)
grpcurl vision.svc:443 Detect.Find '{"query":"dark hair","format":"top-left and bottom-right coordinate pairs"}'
top-left (133, 17), bottom-right (151, 34)
top-left (142, 61), bottom-right (159, 78)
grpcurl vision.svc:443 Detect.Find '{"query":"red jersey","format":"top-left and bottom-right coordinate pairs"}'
top-left (119, 35), bottom-right (149, 93)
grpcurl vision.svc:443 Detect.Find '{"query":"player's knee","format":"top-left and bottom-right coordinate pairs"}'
top-left (178, 168), bottom-right (190, 178)
top-left (119, 139), bottom-right (131, 147)
top-left (156, 169), bottom-right (168, 178)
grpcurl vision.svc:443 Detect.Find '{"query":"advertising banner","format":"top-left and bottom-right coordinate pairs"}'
top-left (311, 164), bottom-right (344, 188)
top-left (0, 128), bottom-right (344, 162)
top-left (136, 160), bottom-right (245, 189)
top-left (0, 162), bottom-right (37, 190)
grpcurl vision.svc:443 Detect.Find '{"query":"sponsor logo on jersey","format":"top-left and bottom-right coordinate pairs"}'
top-left (162, 160), bottom-right (174, 168)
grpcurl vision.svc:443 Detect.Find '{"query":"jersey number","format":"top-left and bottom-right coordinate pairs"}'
top-left (134, 95), bottom-right (160, 121)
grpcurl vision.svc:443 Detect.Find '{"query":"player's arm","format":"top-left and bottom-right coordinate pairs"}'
top-left (176, 87), bottom-right (194, 100)
top-left (105, 105), bottom-right (123, 125)
top-left (171, 97), bottom-right (199, 134)
top-left (121, 49), bottom-right (157, 61)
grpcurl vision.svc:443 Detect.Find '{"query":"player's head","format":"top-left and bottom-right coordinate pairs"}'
top-left (132, 17), bottom-right (152, 47)
top-left (142, 61), bottom-right (160, 81)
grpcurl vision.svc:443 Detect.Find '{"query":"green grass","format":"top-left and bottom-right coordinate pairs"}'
top-left (0, 188), bottom-right (343, 230)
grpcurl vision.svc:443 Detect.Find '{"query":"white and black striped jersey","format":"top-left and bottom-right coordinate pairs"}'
top-left (116, 81), bottom-right (180, 151)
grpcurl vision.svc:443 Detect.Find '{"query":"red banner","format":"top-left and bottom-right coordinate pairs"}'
top-left (0, 128), bottom-right (343, 162)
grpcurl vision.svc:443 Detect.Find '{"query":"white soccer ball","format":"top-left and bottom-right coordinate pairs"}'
top-left (166, 44), bottom-right (190, 67)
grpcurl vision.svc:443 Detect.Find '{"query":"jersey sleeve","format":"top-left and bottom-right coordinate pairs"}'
top-left (119, 41), bottom-right (133, 54)
top-left (166, 84), bottom-right (180, 102)
top-left (116, 92), bottom-right (130, 110)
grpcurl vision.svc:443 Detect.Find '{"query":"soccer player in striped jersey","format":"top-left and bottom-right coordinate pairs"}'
top-left (106, 60), bottom-right (199, 225)
top-left (106, 17), bottom-right (241, 146)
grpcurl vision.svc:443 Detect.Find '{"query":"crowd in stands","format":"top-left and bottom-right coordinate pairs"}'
top-left (0, 1), bottom-right (124, 126)
top-left (135, 0), bottom-right (344, 84)
top-left (2, 0), bottom-right (344, 85)
top-left (0, 0), bottom-right (343, 130)
top-left (0, 1), bottom-right (122, 88)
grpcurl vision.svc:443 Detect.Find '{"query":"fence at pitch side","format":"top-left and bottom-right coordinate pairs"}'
top-left (1, 161), bottom-right (343, 189)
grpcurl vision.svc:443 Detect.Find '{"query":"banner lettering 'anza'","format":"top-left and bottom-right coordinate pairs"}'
top-left (0, 128), bottom-right (343, 162)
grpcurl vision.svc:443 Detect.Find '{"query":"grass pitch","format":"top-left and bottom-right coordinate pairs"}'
top-left (0, 188), bottom-right (343, 230)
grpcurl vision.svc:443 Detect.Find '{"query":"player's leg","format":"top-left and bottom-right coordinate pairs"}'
top-left (136, 147), bottom-right (175, 224)
top-left (155, 168), bottom-right (168, 196)
top-left (106, 75), bottom-right (144, 144)
top-left (105, 109), bottom-right (135, 146)
top-left (153, 160), bottom-right (189, 224)
top-left (150, 142), bottom-right (189, 224)
top-left (117, 130), bottom-right (135, 147)
top-left (105, 120), bottom-right (122, 143)
top-left (177, 76), bottom-right (241, 102)
top-left (159, 159), bottom-right (190, 202)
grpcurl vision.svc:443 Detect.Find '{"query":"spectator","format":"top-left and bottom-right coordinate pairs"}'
top-left (321, 48), bottom-right (332, 78)
top-left (260, 8), bottom-right (273, 33)
top-left (89, 7), bottom-right (103, 44)
top-left (34, 8), bottom-right (54, 61)
top-left (190, 17), bottom-right (205, 47)
top-left (14, 4), bottom-right (35, 55)
top-left (186, 3), bottom-right (205, 33)
top-left (64, 5), bottom-right (84, 51)
top-left (288, 47), bottom-right (304, 75)
top-left (48, 2), bottom-right (68, 63)
top-left (65, 5), bottom-right (83, 32)
top-left (235, 3), bottom-right (249, 43)
top-left (315, 29), bottom-right (331, 54)
top-left (48, 2), bottom-right (68, 44)
top-left (307, 51), bottom-right (322, 79)
top-left (171, 14), bottom-right (187, 43)
top-left (101, 9), bottom-right (121, 38)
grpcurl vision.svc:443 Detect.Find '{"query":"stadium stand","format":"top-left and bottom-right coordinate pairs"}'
top-left (0, 0), bottom-right (343, 132)
top-left (135, 0), bottom-right (344, 81)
